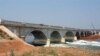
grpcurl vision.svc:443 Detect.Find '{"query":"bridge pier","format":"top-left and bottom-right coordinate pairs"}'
top-left (45, 38), bottom-right (50, 47)
top-left (61, 37), bottom-right (65, 43)
top-left (74, 36), bottom-right (77, 41)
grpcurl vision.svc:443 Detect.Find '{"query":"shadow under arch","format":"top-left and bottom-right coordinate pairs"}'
top-left (65, 31), bottom-right (74, 42)
top-left (75, 32), bottom-right (80, 39)
top-left (31, 30), bottom-right (47, 46)
top-left (50, 31), bottom-right (61, 43)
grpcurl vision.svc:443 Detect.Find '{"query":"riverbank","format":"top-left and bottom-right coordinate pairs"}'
top-left (0, 39), bottom-right (100, 56)
top-left (80, 34), bottom-right (100, 41)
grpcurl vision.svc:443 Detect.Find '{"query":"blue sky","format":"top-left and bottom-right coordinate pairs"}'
top-left (0, 0), bottom-right (100, 29)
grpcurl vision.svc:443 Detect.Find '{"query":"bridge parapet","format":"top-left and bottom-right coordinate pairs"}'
top-left (0, 19), bottom-right (64, 30)
top-left (0, 19), bottom-right (100, 31)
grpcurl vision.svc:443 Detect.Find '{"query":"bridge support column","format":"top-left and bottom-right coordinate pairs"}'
top-left (45, 38), bottom-right (50, 47)
top-left (74, 36), bottom-right (77, 41)
top-left (83, 33), bottom-right (86, 37)
top-left (61, 37), bottom-right (65, 43)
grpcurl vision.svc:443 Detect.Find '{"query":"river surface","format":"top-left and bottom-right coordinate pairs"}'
top-left (66, 40), bottom-right (100, 50)
top-left (25, 36), bottom-right (100, 50)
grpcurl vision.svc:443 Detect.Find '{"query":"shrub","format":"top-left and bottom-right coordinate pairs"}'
top-left (10, 49), bottom-right (15, 56)
top-left (22, 52), bottom-right (32, 56)
top-left (48, 48), bottom-right (58, 56)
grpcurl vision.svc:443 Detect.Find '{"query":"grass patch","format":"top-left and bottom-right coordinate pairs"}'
top-left (10, 49), bottom-right (15, 56)
top-left (22, 52), bottom-right (32, 56)
top-left (38, 47), bottom-right (47, 56)
top-left (4, 47), bottom-right (99, 56)
top-left (63, 53), bottom-right (74, 56)
top-left (48, 48), bottom-right (58, 56)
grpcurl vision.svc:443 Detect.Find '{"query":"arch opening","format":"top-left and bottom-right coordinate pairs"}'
top-left (75, 32), bottom-right (80, 39)
top-left (84, 32), bottom-right (87, 37)
top-left (50, 31), bottom-right (61, 43)
top-left (80, 32), bottom-right (84, 37)
top-left (96, 32), bottom-right (99, 34)
top-left (65, 31), bottom-right (74, 42)
top-left (31, 30), bottom-right (47, 46)
top-left (93, 32), bottom-right (95, 35)
top-left (25, 32), bottom-right (35, 44)
top-left (87, 31), bottom-right (92, 36)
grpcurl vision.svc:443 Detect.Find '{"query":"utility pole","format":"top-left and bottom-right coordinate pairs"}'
top-left (91, 22), bottom-right (96, 35)
top-left (91, 22), bottom-right (95, 29)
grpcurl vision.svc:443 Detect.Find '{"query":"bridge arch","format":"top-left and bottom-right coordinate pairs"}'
top-left (65, 31), bottom-right (74, 42)
top-left (80, 32), bottom-right (84, 37)
top-left (75, 32), bottom-right (80, 39)
top-left (31, 30), bottom-right (47, 45)
top-left (65, 31), bottom-right (74, 37)
top-left (50, 31), bottom-right (61, 43)
top-left (87, 31), bottom-right (92, 36)
top-left (96, 31), bottom-right (99, 34)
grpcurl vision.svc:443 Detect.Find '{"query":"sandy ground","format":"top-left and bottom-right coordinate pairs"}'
top-left (0, 38), bottom-right (100, 56)
top-left (0, 39), bottom-right (34, 56)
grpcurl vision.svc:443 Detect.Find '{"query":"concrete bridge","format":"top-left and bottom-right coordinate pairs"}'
top-left (0, 19), bottom-right (100, 46)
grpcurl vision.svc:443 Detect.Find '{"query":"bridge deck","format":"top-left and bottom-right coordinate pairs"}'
top-left (0, 19), bottom-right (100, 31)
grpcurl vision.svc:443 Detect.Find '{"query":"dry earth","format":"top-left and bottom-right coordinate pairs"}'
top-left (0, 38), bottom-right (100, 56)
top-left (80, 34), bottom-right (100, 40)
